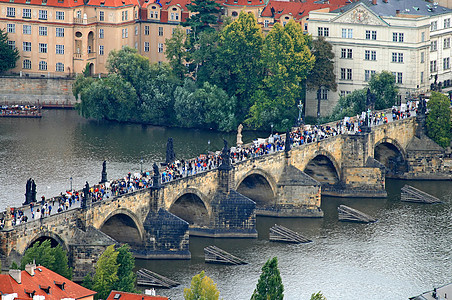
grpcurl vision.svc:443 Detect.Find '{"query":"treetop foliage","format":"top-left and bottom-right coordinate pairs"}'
top-left (251, 257), bottom-right (284, 300)
top-left (0, 29), bottom-right (19, 74)
top-left (426, 91), bottom-right (452, 148)
top-left (184, 270), bottom-right (220, 300)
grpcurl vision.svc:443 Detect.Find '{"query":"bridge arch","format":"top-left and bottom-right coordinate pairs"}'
top-left (25, 231), bottom-right (68, 255)
top-left (374, 137), bottom-right (407, 176)
top-left (236, 168), bottom-right (277, 208)
top-left (169, 188), bottom-right (211, 227)
top-left (303, 150), bottom-right (341, 185)
top-left (99, 208), bottom-right (145, 245)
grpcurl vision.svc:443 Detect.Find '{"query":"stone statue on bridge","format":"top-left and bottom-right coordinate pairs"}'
top-left (152, 162), bottom-right (161, 187)
top-left (219, 139), bottom-right (232, 170)
top-left (100, 160), bottom-right (107, 184)
top-left (81, 181), bottom-right (90, 209)
top-left (23, 178), bottom-right (37, 205)
top-left (284, 129), bottom-right (291, 154)
top-left (237, 124), bottom-right (243, 147)
top-left (165, 137), bottom-right (176, 165)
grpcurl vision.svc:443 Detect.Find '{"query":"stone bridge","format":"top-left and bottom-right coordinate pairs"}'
top-left (1, 115), bottom-right (450, 280)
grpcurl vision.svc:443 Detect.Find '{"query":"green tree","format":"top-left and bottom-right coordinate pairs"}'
top-left (251, 257), bottom-right (284, 300)
top-left (368, 71), bottom-right (398, 109)
top-left (92, 245), bottom-right (119, 300)
top-left (311, 291), bottom-right (327, 300)
top-left (426, 91), bottom-right (452, 148)
top-left (182, 0), bottom-right (220, 41)
top-left (307, 37), bottom-right (337, 119)
top-left (217, 11), bottom-right (264, 120)
top-left (165, 26), bottom-right (188, 80)
top-left (184, 271), bottom-right (220, 300)
top-left (328, 89), bottom-right (367, 122)
top-left (0, 29), bottom-right (19, 74)
top-left (11, 261), bottom-right (19, 269)
top-left (20, 240), bottom-right (72, 279)
top-left (82, 274), bottom-right (94, 290)
top-left (114, 244), bottom-right (136, 293)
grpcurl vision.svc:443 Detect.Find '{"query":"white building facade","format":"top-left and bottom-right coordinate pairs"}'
top-left (306, 0), bottom-right (452, 117)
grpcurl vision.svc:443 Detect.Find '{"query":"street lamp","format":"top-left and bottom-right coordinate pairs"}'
top-left (140, 157), bottom-right (143, 173)
top-left (270, 124), bottom-right (274, 136)
top-left (207, 140), bottom-right (211, 154)
top-left (70, 177), bottom-right (72, 192)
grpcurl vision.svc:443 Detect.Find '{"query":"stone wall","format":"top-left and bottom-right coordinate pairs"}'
top-left (0, 76), bottom-right (77, 104)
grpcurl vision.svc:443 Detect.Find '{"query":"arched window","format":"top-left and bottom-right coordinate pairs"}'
top-left (23, 59), bottom-right (31, 69)
top-left (56, 63), bottom-right (64, 72)
top-left (232, 11), bottom-right (238, 17)
top-left (39, 61), bottom-right (47, 71)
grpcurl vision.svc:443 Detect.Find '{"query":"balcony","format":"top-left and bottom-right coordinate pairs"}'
top-left (88, 52), bottom-right (96, 59)
top-left (73, 53), bottom-right (82, 59)
top-left (73, 17), bottom-right (97, 24)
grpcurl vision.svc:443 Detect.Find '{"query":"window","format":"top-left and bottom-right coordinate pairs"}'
top-left (135, 25), bottom-right (138, 36)
top-left (430, 60), bottom-right (437, 72)
top-left (318, 27), bottom-right (329, 37)
top-left (396, 72), bottom-right (402, 84)
top-left (23, 8), bottom-right (31, 18)
top-left (149, 10), bottom-right (158, 19)
top-left (122, 10), bottom-right (128, 21)
top-left (444, 37), bottom-right (450, 49)
top-left (365, 70), bottom-right (376, 81)
top-left (99, 45), bottom-right (104, 55)
top-left (342, 28), bottom-right (353, 38)
top-left (144, 41), bottom-right (149, 52)
top-left (391, 52), bottom-right (403, 63)
top-left (39, 26), bottom-right (47, 36)
top-left (122, 28), bottom-right (128, 38)
top-left (38, 61), bottom-right (47, 71)
top-left (304, 23), bottom-right (308, 31)
top-left (56, 44), bottom-right (64, 54)
top-left (23, 59), bottom-right (31, 69)
top-left (158, 27), bottom-right (163, 36)
top-left (444, 57), bottom-right (450, 70)
top-left (7, 7), bottom-right (15, 17)
top-left (158, 43), bottom-right (163, 53)
top-left (39, 43), bottom-right (47, 53)
top-left (56, 27), bottom-right (64, 37)
top-left (420, 71), bottom-right (424, 84)
top-left (421, 51), bottom-right (425, 63)
top-left (99, 11), bottom-right (104, 21)
top-left (144, 25), bottom-right (149, 35)
top-left (170, 12), bottom-right (179, 21)
top-left (76, 10), bottom-right (81, 19)
top-left (8, 41), bottom-right (15, 50)
top-left (392, 32), bottom-right (404, 42)
top-left (55, 62), bottom-right (64, 72)
top-left (431, 21), bottom-right (437, 31)
top-left (319, 87), bottom-right (328, 100)
top-left (340, 48), bottom-right (352, 59)
top-left (99, 28), bottom-right (104, 39)
top-left (23, 25), bottom-right (31, 35)
top-left (445, 18), bottom-right (450, 29)
top-left (7, 24), bottom-right (15, 33)
top-left (340, 91), bottom-right (346, 97)
top-left (23, 42), bottom-right (31, 52)
top-left (431, 40), bottom-right (437, 51)
top-left (264, 19), bottom-right (269, 28)
top-left (365, 30), bottom-right (376, 40)
top-left (340, 68), bottom-right (352, 80)
top-left (134, 42), bottom-right (137, 49)
top-left (421, 31), bottom-right (425, 42)
top-left (56, 11), bottom-right (64, 20)
top-left (365, 50), bottom-right (376, 61)
top-left (39, 10), bottom-right (48, 20)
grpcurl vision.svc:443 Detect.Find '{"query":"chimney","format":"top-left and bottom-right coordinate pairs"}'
top-left (372, 0), bottom-right (376, 4)
top-left (25, 263), bottom-right (36, 276)
top-left (9, 269), bottom-right (22, 284)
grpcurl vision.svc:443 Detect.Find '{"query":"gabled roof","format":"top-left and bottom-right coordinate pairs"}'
top-left (141, 0), bottom-right (191, 10)
top-left (0, 0), bottom-right (84, 8)
top-left (261, 0), bottom-right (349, 21)
top-left (223, 0), bottom-right (266, 7)
top-left (331, 0), bottom-right (452, 17)
top-left (87, 0), bottom-right (140, 8)
top-left (0, 266), bottom-right (96, 300)
top-left (106, 290), bottom-right (168, 300)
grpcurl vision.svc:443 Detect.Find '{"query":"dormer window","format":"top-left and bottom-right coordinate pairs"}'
top-left (54, 281), bottom-right (65, 290)
top-left (24, 289), bottom-right (36, 298)
top-left (39, 285), bottom-right (51, 294)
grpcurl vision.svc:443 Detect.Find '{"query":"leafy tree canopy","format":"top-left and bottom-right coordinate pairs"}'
top-left (20, 240), bottom-right (73, 279)
top-left (426, 91), bottom-right (452, 148)
top-left (251, 257), bottom-right (284, 300)
top-left (92, 245), bottom-right (119, 300)
top-left (0, 29), bottom-right (19, 74)
top-left (182, 0), bottom-right (220, 40)
top-left (184, 270), bottom-right (220, 300)
top-left (368, 71), bottom-right (398, 110)
top-left (307, 36), bottom-right (337, 92)
top-left (311, 291), bottom-right (327, 300)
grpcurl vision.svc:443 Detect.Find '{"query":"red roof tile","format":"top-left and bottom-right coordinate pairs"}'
top-left (261, 0), bottom-right (348, 21)
top-left (0, 0), bottom-right (83, 8)
top-left (87, 0), bottom-right (140, 8)
top-left (0, 266), bottom-right (96, 300)
top-left (106, 291), bottom-right (168, 300)
top-left (223, 0), bottom-right (266, 7)
top-left (141, 0), bottom-right (191, 10)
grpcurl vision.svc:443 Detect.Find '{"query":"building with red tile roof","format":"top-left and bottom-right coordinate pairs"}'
top-left (0, 264), bottom-right (96, 300)
top-left (106, 291), bottom-right (168, 300)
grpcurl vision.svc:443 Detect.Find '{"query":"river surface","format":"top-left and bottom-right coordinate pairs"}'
top-left (0, 110), bottom-right (450, 300)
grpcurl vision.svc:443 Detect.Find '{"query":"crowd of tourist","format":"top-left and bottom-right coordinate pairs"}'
top-left (0, 104), bottom-right (419, 229)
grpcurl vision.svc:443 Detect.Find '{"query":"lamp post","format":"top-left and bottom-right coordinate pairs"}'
top-left (207, 140), bottom-right (211, 154)
top-left (70, 177), bottom-right (72, 192)
top-left (297, 99), bottom-right (303, 126)
top-left (140, 157), bottom-right (143, 174)
top-left (270, 124), bottom-right (274, 136)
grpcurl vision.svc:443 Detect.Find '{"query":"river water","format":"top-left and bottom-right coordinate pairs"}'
top-left (0, 110), bottom-right (450, 300)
